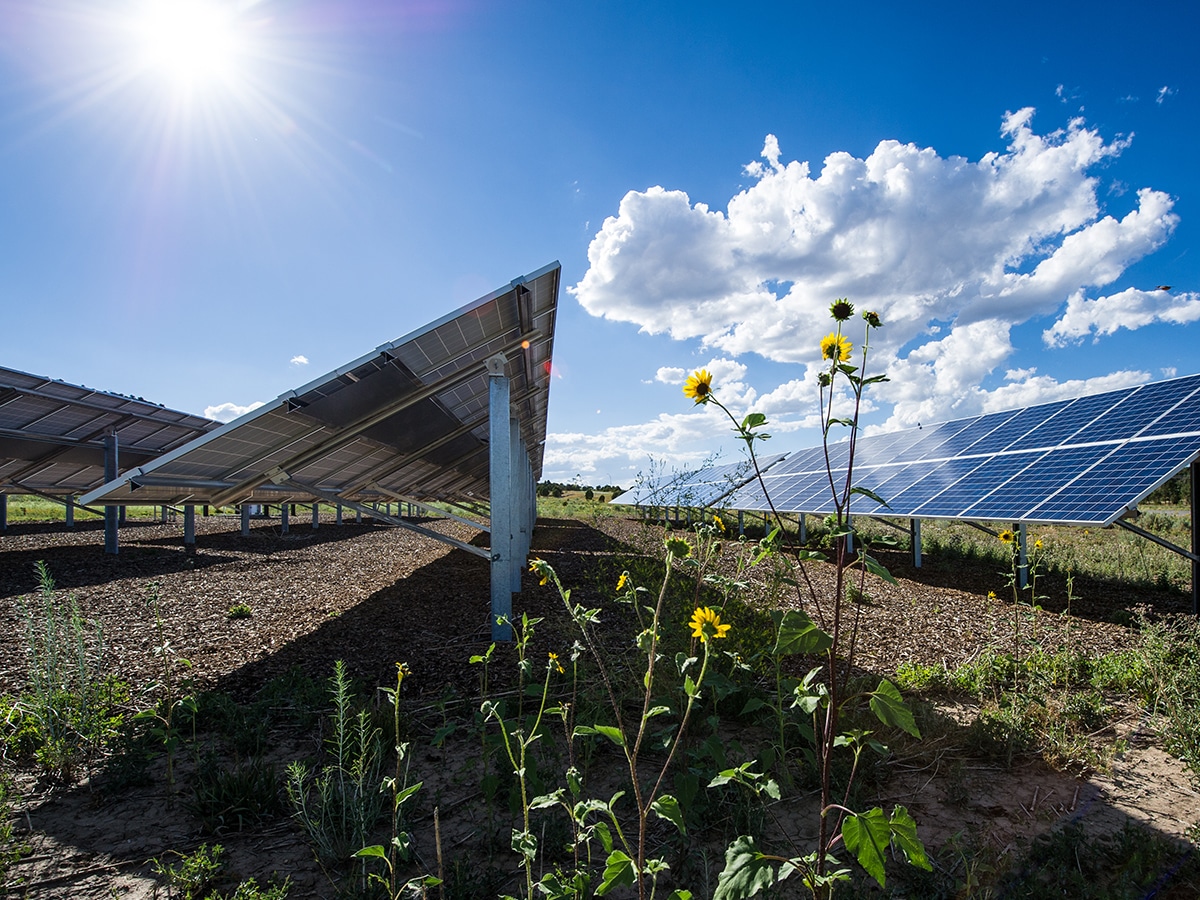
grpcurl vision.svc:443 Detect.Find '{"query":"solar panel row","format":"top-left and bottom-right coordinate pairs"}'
top-left (723, 373), bottom-right (1200, 526)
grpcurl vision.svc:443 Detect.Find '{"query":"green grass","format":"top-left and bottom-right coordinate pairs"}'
top-left (2, 495), bottom-right (169, 524)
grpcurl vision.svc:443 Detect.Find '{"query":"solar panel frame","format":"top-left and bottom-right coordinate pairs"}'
top-left (0, 367), bottom-right (218, 497)
top-left (79, 263), bottom-right (561, 508)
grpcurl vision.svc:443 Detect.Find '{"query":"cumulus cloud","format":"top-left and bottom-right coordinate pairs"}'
top-left (290, 355), bottom-right (309, 366)
top-left (571, 108), bottom-right (1182, 431)
top-left (1044, 288), bottom-right (1200, 346)
top-left (655, 366), bottom-right (686, 384)
top-left (205, 401), bottom-right (265, 423)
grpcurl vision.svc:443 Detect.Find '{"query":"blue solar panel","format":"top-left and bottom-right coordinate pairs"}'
top-left (1074, 378), bottom-right (1200, 444)
top-left (961, 446), bottom-right (1110, 521)
top-left (1004, 392), bottom-right (1123, 452)
top-left (889, 420), bottom-right (978, 463)
top-left (1138, 376), bottom-right (1200, 437)
top-left (965, 400), bottom-right (1072, 454)
top-left (912, 451), bottom-right (1043, 517)
top-left (720, 373), bottom-right (1200, 525)
top-left (925, 409), bottom-right (1021, 459)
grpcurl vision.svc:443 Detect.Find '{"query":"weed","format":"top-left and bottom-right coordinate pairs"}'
top-left (152, 842), bottom-right (225, 899)
top-left (188, 753), bottom-right (282, 833)
top-left (0, 771), bottom-right (30, 893)
top-left (16, 561), bottom-right (124, 783)
top-left (285, 660), bottom-right (386, 869)
top-left (227, 603), bottom-right (253, 620)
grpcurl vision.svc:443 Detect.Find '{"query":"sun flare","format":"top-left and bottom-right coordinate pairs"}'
top-left (134, 0), bottom-right (245, 87)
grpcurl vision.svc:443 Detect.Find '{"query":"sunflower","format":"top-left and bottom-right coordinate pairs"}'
top-left (829, 299), bottom-right (855, 321)
top-left (529, 558), bottom-right (551, 585)
top-left (998, 529), bottom-right (1015, 544)
top-left (863, 310), bottom-right (882, 328)
top-left (689, 606), bottom-right (731, 643)
top-left (616, 571), bottom-right (629, 592)
top-left (548, 652), bottom-right (564, 674)
top-left (682, 369), bottom-right (713, 403)
top-left (820, 333), bottom-right (852, 362)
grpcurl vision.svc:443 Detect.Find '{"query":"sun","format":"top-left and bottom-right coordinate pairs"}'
top-left (133, 0), bottom-right (245, 88)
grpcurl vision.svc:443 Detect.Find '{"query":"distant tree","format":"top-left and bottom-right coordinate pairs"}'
top-left (584, 488), bottom-right (594, 500)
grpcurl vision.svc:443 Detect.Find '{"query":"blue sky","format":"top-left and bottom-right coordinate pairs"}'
top-left (2, 0), bottom-right (1197, 487)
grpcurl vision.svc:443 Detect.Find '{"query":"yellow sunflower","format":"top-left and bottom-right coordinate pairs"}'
top-left (689, 606), bottom-right (731, 643)
top-left (682, 369), bottom-right (713, 403)
top-left (820, 333), bottom-right (852, 362)
top-left (617, 571), bottom-right (629, 591)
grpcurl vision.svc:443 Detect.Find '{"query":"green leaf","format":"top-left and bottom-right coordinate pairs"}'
top-left (646, 705), bottom-right (672, 719)
top-left (868, 679), bottom-right (920, 737)
top-left (530, 789), bottom-right (564, 809)
top-left (842, 808), bottom-right (891, 887)
top-left (741, 412), bottom-right (769, 430)
top-left (574, 724), bottom-right (627, 747)
top-left (713, 835), bottom-right (779, 900)
top-left (651, 794), bottom-right (686, 835)
top-left (772, 609), bottom-right (833, 657)
top-left (669, 891), bottom-right (693, 900)
top-left (596, 850), bottom-right (637, 895)
top-left (683, 674), bottom-right (699, 699)
top-left (849, 485), bottom-right (890, 508)
top-left (860, 552), bottom-right (898, 585)
top-left (595, 820), bottom-right (613, 854)
top-left (354, 845), bottom-right (388, 861)
top-left (889, 806), bottom-right (932, 871)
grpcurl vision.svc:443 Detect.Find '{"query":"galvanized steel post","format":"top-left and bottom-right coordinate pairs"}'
top-left (488, 354), bottom-right (514, 641)
top-left (103, 432), bottom-right (118, 555)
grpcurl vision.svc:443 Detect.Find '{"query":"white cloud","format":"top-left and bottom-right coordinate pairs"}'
top-left (290, 355), bottom-right (309, 366)
top-left (1043, 288), bottom-right (1200, 346)
top-left (572, 109), bottom-right (1182, 431)
top-left (1156, 86), bottom-right (1175, 105)
top-left (655, 366), bottom-right (686, 384)
top-left (205, 401), bottom-right (264, 423)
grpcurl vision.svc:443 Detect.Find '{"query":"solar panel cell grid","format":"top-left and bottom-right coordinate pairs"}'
top-left (961, 445), bottom-right (1111, 520)
top-left (1004, 392), bottom-right (1123, 452)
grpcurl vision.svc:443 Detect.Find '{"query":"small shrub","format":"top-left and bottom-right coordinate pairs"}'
top-left (226, 603), bottom-right (253, 620)
top-left (152, 842), bottom-right (224, 899)
top-left (285, 661), bottom-right (385, 866)
top-left (16, 562), bottom-right (123, 782)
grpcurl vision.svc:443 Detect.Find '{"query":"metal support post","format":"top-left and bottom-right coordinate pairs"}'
top-left (66, 496), bottom-right (75, 528)
top-left (161, 505), bottom-right (168, 524)
top-left (845, 514), bottom-right (853, 555)
top-left (118, 505), bottom-right (126, 525)
top-left (0, 493), bottom-right (6, 532)
top-left (103, 433), bottom-right (118, 555)
top-left (738, 509), bottom-right (744, 537)
top-left (488, 354), bottom-right (514, 641)
top-left (241, 504), bottom-right (251, 536)
top-left (509, 421), bottom-right (524, 592)
top-left (798, 513), bottom-right (807, 544)
top-left (911, 518), bottom-right (922, 568)
top-left (1192, 461), bottom-right (1199, 616)
top-left (336, 502), bottom-right (343, 525)
top-left (281, 505), bottom-right (290, 534)
top-left (312, 503), bottom-right (319, 530)
top-left (184, 505), bottom-right (196, 545)
top-left (1016, 523), bottom-right (1028, 590)
top-left (356, 506), bottom-right (362, 523)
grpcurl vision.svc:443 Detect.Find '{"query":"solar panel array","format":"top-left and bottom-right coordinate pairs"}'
top-left (614, 454), bottom-right (787, 509)
top-left (724, 373), bottom-right (1200, 526)
top-left (0, 367), bottom-right (217, 497)
top-left (80, 263), bottom-right (560, 508)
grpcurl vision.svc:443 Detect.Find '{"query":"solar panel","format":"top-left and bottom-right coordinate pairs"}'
top-left (613, 454), bottom-right (787, 509)
top-left (0, 367), bottom-right (217, 498)
top-left (722, 373), bottom-right (1200, 526)
top-left (79, 263), bottom-right (560, 509)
